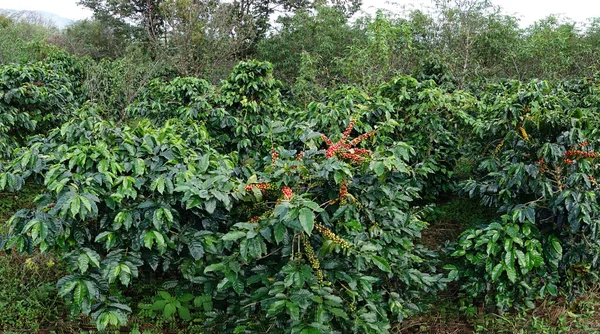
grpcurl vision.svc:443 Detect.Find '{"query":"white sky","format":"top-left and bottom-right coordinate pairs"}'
top-left (0, 0), bottom-right (599, 26)
top-left (0, 0), bottom-right (92, 20)
top-left (365, 0), bottom-right (600, 26)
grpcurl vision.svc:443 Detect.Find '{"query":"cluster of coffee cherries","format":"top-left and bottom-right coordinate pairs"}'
top-left (323, 140), bottom-right (345, 158)
top-left (315, 224), bottom-right (350, 250)
top-left (589, 175), bottom-right (597, 186)
top-left (564, 147), bottom-right (598, 165)
top-left (536, 158), bottom-right (547, 173)
top-left (321, 119), bottom-right (374, 163)
top-left (271, 151), bottom-right (279, 164)
top-left (350, 131), bottom-right (375, 146)
top-left (339, 181), bottom-right (348, 205)
top-left (302, 235), bottom-right (325, 285)
top-left (249, 216), bottom-right (260, 223)
top-left (290, 152), bottom-right (305, 170)
top-left (245, 183), bottom-right (273, 194)
top-left (282, 186), bottom-right (293, 201)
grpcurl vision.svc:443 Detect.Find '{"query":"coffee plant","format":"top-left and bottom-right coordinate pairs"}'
top-left (377, 76), bottom-right (475, 197)
top-left (0, 51), bottom-right (81, 157)
top-left (0, 61), bottom-right (447, 332)
top-left (450, 215), bottom-right (561, 312)
top-left (127, 76), bottom-right (213, 124)
top-left (465, 78), bottom-right (600, 301)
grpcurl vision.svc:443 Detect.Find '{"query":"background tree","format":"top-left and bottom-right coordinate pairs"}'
top-left (60, 19), bottom-right (132, 59)
top-left (77, 0), bottom-right (164, 47)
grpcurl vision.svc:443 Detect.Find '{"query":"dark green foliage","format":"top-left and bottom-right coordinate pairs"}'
top-left (0, 50), bottom-right (81, 157)
top-left (61, 19), bottom-right (132, 59)
top-left (450, 215), bottom-right (561, 312)
top-left (217, 60), bottom-right (285, 154)
top-left (127, 77), bottom-right (213, 123)
top-left (257, 6), bottom-right (362, 85)
top-left (464, 77), bottom-right (600, 304)
top-left (0, 59), bottom-right (447, 333)
top-left (377, 76), bottom-right (475, 197)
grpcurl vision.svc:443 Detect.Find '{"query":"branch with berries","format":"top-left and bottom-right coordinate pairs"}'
top-left (321, 119), bottom-right (375, 163)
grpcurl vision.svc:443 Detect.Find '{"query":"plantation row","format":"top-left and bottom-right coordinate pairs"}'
top-left (2, 46), bottom-right (600, 332)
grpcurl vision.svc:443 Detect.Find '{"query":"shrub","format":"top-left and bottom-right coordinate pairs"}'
top-left (465, 78), bottom-right (600, 301)
top-left (450, 215), bottom-right (561, 312)
top-left (127, 77), bottom-right (213, 124)
top-left (0, 96), bottom-right (445, 332)
top-left (0, 52), bottom-right (80, 157)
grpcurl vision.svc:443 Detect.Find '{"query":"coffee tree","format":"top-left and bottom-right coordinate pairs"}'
top-left (0, 60), bottom-right (447, 332)
top-left (0, 52), bottom-right (80, 158)
top-left (464, 78), bottom-right (600, 302)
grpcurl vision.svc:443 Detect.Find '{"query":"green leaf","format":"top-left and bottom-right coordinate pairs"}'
top-left (198, 154), bottom-right (210, 173)
top-left (70, 196), bottom-right (81, 218)
top-left (286, 301), bottom-right (300, 320)
top-left (204, 263), bottom-right (225, 274)
top-left (505, 263), bottom-right (517, 283)
top-left (274, 223), bottom-right (286, 244)
top-left (373, 161), bottom-right (385, 176)
top-left (205, 199), bottom-right (217, 214)
top-left (222, 231), bottom-right (246, 241)
top-left (133, 158), bottom-right (145, 176)
top-left (491, 263), bottom-right (503, 282)
top-left (163, 303), bottom-right (176, 318)
top-left (78, 254), bottom-right (90, 274)
top-left (333, 170), bottom-right (344, 184)
top-left (524, 207), bottom-right (536, 223)
top-left (267, 300), bottom-right (286, 317)
top-left (329, 307), bottom-right (349, 320)
top-left (151, 299), bottom-right (168, 310)
top-left (550, 237), bottom-right (562, 257)
top-left (157, 177), bottom-right (165, 194)
top-left (158, 291), bottom-right (172, 300)
top-left (74, 281), bottom-right (86, 304)
top-left (231, 278), bottom-right (244, 294)
top-left (178, 306), bottom-right (191, 320)
top-left (303, 201), bottom-right (324, 212)
top-left (546, 283), bottom-right (558, 296)
top-left (371, 256), bottom-right (391, 272)
top-left (299, 208), bottom-right (314, 234)
top-left (515, 249), bottom-right (527, 272)
top-left (188, 241), bottom-right (204, 261)
top-left (144, 231), bottom-right (155, 249)
top-left (179, 293), bottom-right (194, 303)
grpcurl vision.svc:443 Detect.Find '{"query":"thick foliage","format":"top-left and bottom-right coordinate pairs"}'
top-left (9, 41), bottom-right (600, 331)
top-left (464, 78), bottom-right (600, 303)
top-left (0, 61), bottom-right (447, 332)
top-left (0, 52), bottom-right (81, 157)
top-left (0, 108), bottom-right (235, 329)
top-left (450, 215), bottom-right (561, 312)
top-left (378, 76), bottom-right (475, 197)
top-left (127, 77), bottom-right (213, 123)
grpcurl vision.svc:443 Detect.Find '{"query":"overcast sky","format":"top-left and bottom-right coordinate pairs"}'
top-left (364, 0), bottom-right (600, 26)
top-left (0, 0), bottom-right (599, 26)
